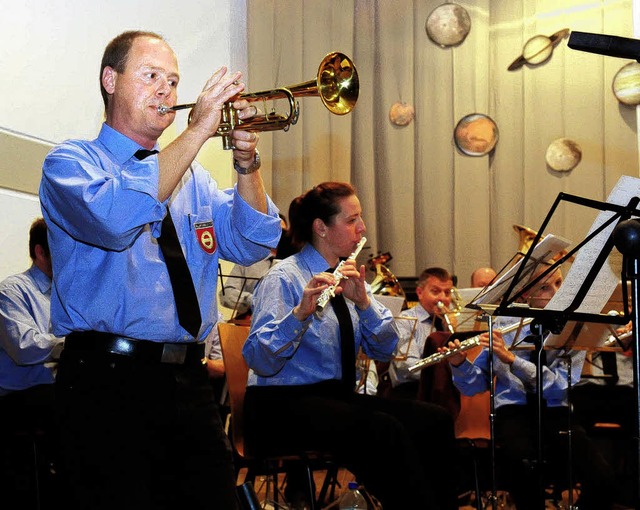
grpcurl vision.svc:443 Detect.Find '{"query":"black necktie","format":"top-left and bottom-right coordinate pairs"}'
top-left (432, 315), bottom-right (445, 332)
top-left (135, 149), bottom-right (202, 338)
top-left (326, 268), bottom-right (355, 393)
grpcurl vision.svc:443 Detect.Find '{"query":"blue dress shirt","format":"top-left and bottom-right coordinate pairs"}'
top-left (39, 123), bottom-right (281, 341)
top-left (243, 243), bottom-right (399, 386)
top-left (0, 265), bottom-right (64, 395)
top-left (451, 318), bottom-right (586, 408)
top-left (389, 303), bottom-right (436, 386)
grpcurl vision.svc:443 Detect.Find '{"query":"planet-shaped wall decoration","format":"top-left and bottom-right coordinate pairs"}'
top-left (612, 62), bottom-right (640, 106)
top-left (454, 113), bottom-right (499, 156)
top-left (508, 29), bottom-right (570, 71)
top-left (545, 138), bottom-right (582, 172)
top-left (389, 102), bottom-right (415, 126)
top-left (425, 3), bottom-right (471, 48)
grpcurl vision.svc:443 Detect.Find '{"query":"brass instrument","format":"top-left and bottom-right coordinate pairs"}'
top-left (435, 301), bottom-right (455, 333)
top-left (371, 264), bottom-right (406, 299)
top-left (316, 237), bottom-right (367, 313)
top-left (513, 223), bottom-right (573, 263)
top-left (514, 223), bottom-right (538, 256)
top-left (408, 318), bottom-right (534, 372)
top-left (158, 51), bottom-right (359, 150)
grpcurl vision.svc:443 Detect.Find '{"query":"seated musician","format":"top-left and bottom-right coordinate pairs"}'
top-left (470, 266), bottom-right (497, 288)
top-left (242, 182), bottom-right (457, 510)
top-left (386, 267), bottom-right (460, 416)
top-left (445, 265), bottom-right (617, 510)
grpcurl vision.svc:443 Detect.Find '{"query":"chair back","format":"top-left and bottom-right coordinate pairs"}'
top-left (218, 322), bottom-right (251, 458)
top-left (454, 344), bottom-right (490, 440)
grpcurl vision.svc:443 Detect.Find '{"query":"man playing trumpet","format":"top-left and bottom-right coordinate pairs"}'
top-left (40, 30), bottom-right (281, 510)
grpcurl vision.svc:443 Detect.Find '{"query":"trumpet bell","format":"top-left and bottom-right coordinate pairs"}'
top-left (287, 51), bottom-right (359, 116)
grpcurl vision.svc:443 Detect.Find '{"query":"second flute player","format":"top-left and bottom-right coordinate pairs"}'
top-left (242, 182), bottom-right (457, 510)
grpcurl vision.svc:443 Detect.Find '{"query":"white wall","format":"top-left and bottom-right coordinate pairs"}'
top-left (0, 0), bottom-right (246, 278)
top-left (0, 0), bottom-right (243, 143)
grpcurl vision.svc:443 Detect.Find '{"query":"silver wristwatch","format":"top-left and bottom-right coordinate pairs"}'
top-left (233, 150), bottom-right (261, 175)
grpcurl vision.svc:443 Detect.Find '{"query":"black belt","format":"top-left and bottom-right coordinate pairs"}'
top-left (65, 331), bottom-right (205, 365)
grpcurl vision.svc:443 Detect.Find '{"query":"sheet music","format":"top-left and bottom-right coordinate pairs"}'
top-left (471, 234), bottom-right (571, 306)
top-left (373, 294), bottom-right (406, 316)
top-left (545, 175), bottom-right (640, 314)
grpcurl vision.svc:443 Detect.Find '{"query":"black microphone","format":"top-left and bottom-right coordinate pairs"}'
top-left (568, 31), bottom-right (640, 62)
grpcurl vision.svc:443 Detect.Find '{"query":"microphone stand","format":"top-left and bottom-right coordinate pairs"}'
top-left (487, 315), bottom-right (498, 510)
top-left (529, 321), bottom-right (546, 510)
top-left (613, 219), bottom-right (640, 509)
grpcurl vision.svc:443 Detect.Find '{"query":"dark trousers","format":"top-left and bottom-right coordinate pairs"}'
top-left (245, 381), bottom-right (457, 510)
top-left (0, 384), bottom-right (60, 510)
top-left (55, 345), bottom-right (239, 510)
top-left (495, 404), bottom-right (617, 510)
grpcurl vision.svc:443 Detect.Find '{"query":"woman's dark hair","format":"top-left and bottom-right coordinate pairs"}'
top-left (100, 30), bottom-right (164, 109)
top-left (289, 182), bottom-right (356, 246)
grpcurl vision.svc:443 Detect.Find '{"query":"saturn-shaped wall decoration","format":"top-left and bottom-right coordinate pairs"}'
top-left (425, 3), bottom-right (471, 48)
top-left (508, 29), bottom-right (570, 71)
top-left (454, 113), bottom-right (499, 156)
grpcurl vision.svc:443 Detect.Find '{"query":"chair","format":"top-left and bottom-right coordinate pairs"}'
top-left (218, 322), bottom-right (337, 509)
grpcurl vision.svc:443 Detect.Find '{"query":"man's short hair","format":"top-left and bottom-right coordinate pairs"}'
top-left (417, 267), bottom-right (452, 287)
top-left (100, 30), bottom-right (165, 109)
top-left (29, 218), bottom-right (48, 260)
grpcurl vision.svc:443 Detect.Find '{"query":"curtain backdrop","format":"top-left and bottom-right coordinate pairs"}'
top-left (248, 0), bottom-right (637, 285)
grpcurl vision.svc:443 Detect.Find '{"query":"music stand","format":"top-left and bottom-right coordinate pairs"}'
top-left (473, 179), bottom-right (640, 509)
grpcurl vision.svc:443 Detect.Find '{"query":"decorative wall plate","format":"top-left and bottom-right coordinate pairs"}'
top-left (454, 113), bottom-right (499, 156)
top-left (612, 62), bottom-right (640, 106)
top-left (545, 138), bottom-right (581, 172)
top-left (389, 102), bottom-right (415, 126)
top-left (425, 3), bottom-right (471, 48)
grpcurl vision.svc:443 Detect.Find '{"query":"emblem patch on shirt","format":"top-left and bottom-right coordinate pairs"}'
top-left (194, 221), bottom-right (216, 254)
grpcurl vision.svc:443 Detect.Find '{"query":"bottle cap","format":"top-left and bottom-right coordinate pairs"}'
top-left (348, 481), bottom-right (359, 490)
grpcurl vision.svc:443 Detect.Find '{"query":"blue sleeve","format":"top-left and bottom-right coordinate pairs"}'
top-left (242, 268), bottom-right (311, 377)
top-left (40, 142), bottom-right (165, 251)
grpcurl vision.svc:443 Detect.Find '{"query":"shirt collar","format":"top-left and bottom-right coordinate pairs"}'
top-left (413, 303), bottom-right (432, 323)
top-left (97, 123), bottom-right (159, 165)
top-left (299, 243), bottom-right (333, 274)
top-left (27, 265), bottom-right (52, 295)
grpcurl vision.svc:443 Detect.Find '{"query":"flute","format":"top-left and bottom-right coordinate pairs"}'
top-left (408, 317), bottom-right (534, 373)
top-left (315, 237), bottom-right (367, 313)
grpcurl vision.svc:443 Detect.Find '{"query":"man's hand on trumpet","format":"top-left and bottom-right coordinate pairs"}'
top-left (187, 67), bottom-right (245, 139)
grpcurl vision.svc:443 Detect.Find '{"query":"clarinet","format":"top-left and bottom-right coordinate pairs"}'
top-left (408, 317), bottom-right (533, 373)
top-left (315, 237), bottom-right (367, 313)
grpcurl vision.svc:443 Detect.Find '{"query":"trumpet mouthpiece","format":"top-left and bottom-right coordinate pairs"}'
top-left (157, 105), bottom-right (171, 115)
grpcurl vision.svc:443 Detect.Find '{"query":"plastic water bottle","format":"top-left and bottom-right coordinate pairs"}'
top-left (338, 481), bottom-right (368, 509)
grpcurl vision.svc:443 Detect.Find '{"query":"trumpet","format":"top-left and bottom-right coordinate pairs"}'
top-left (158, 51), bottom-right (359, 150)
top-left (408, 318), bottom-right (534, 373)
top-left (316, 237), bottom-right (367, 313)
